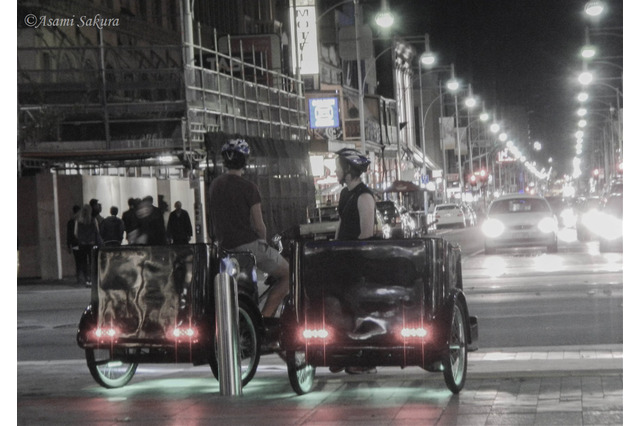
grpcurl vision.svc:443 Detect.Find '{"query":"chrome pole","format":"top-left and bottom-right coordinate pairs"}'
top-left (214, 257), bottom-right (242, 396)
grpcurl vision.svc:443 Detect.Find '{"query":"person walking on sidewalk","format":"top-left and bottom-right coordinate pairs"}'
top-left (122, 197), bottom-right (139, 244)
top-left (100, 206), bottom-right (125, 246)
top-left (167, 201), bottom-right (193, 244)
top-left (75, 204), bottom-right (103, 287)
top-left (135, 196), bottom-right (166, 245)
top-left (66, 205), bottom-right (83, 286)
top-left (207, 138), bottom-right (289, 319)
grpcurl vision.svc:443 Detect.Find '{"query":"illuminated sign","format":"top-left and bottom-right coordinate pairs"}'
top-left (289, 0), bottom-right (319, 75)
top-left (309, 97), bottom-right (339, 128)
top-left (497, 148), bottom-right (516, 163)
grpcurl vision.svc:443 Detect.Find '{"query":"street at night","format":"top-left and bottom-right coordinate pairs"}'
top-left (16, 0), bottom-right (626, 424)
top-left (18, 226), bottom-right (623, 424)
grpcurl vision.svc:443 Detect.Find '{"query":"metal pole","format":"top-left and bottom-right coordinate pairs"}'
top-left (98, 28), bottom-right (110, 150)
top-left (419, 64), bottom-right (428, 219)
top-left (181, 0), bottom-right (205, 243)
top-left (354, 0), bottom-right (366, 159)
top-left (454, 93), bottom-right (464, 199)
top-left (467, 110), bottom-right (474, 175)
top-left (439, 83), bottom-right (447, 202)
top-left (214, 257), bottom-right (242, 396)
top-left (51, 170), bottom-right (63, 280)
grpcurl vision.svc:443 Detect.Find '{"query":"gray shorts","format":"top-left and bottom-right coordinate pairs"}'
top-left (232, 239), bottom-right (286, 275)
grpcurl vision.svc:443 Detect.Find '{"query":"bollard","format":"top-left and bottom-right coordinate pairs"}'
top-left (214, 257), bottom-right (242, 396)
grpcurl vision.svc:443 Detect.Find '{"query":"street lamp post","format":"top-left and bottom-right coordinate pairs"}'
top-left (419, 63), bottom-right (459, 203)
top-left (447, 65), bottom-right (465, 198)
top-left (353, 0), bottom-right (367, 160)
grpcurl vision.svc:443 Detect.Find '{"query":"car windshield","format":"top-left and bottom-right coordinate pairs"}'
top-left (490, 198), bottom-right (550, 214)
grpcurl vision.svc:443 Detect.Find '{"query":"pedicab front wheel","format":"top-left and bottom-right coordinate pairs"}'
top-left (443, 299), bottom-right (468, 394)
top-left (286, 349), bottom-right (316, 395)
top-left (85, 348), bottom-right (138, 389)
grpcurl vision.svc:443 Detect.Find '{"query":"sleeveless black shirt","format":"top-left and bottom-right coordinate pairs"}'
top-left (337, 182), bottom-right (375, 240)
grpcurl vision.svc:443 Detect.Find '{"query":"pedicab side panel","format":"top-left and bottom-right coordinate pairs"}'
top-left (281, 237), bottom-right (470, 369)
top-left (77, 244), bottom-right (215, 363)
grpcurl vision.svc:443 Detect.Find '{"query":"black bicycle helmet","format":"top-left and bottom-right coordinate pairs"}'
top-left (336, 148), bottom-right (370, 181)
top-left (221, 138), bottom-right (250, 169)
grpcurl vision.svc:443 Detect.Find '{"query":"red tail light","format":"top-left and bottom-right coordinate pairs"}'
top-left (300, 326), bottom-right (331, 343)
top-left (399, 326), bottom-right (429, 342)
top-left (168, 326), bottom-right (199, 343)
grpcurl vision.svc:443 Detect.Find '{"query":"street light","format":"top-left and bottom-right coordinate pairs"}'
top-left (584, 0), bottom-right (605, 17)
top-left (375, 0), bottom-right (394, 28)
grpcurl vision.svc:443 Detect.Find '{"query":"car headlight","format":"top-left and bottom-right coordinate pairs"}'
top-left (482, 218), bottom-right (505, 238)
top-left (598, 214), bottom-right (623, 240)
top-left (537, 217), bottom-right (557, 234)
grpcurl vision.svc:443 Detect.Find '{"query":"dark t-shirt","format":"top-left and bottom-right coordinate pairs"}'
top-left (208, 173), bottom-right (262, 249)
top-left (337, 182), bottom-right (374, 240)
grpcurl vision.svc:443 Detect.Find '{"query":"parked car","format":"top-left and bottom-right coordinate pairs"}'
top-left (376, 201), bottom-right (404, 238)
top-left (434, 203), bottom-right (466, 229)
top-left (482, 194), bottom-right (558, 254)
top-left (376, 200), bottom-right (418, 238)
top-left (598, 194), bottom-right (623, 252)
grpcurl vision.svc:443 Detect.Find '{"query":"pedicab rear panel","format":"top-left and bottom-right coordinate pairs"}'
top-left (77, 244), bottom-right (215, 363)
top-left (281, 237), bottom-right (473, 369)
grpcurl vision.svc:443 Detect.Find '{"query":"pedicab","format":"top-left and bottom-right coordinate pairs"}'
top-left (76, 243), bottom-right (267, 388)
top-left (279, 236), bottom-right (479, 395)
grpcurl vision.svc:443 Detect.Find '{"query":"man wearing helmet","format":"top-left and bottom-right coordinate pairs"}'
top-left (208, 138), bottom-right (289, 318)
top-left (332, 148), bottom-right (378, 374)
top-left (335, 148), bottom-right (376, 240)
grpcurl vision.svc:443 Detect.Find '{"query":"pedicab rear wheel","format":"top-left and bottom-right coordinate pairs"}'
top-left (210, 300), bottom-right (261, 387)
top-left (443, 300), bottom-right (468, 394)
top-left (286, 349), bottom-right (316, 395)
top-left (85, 348), bottom-right (138, 389)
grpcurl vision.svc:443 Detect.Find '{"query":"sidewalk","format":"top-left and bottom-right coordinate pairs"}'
top-left (18, 348), bottom-right (623, 426)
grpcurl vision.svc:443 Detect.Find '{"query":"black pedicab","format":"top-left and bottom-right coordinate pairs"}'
top-left (76, 243), bottom-right (267, 388)
top-left (279, 237), bottom-right (478, 395)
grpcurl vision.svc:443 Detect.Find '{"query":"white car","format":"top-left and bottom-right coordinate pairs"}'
top-left (434, 204), bottom-right (466, 229)
top-left (482, 194), bottom-right (558, 254)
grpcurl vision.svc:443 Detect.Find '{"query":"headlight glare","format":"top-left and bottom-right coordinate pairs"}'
top-left (482, 218), bottom-right (505, 238)
top-left (538, 217), bottom-right (557, 233)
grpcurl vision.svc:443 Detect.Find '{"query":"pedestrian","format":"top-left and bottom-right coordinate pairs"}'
top-left (122, 197), bottom-right (139, 244)
top-left (167, 201), bottom-right (193, 244)
top-left (100, 206), bottom-right (125, 246)
top-left (66, 205), bottom-right (83, 285)
top-left (89, 198), bottom-right (105, 225)
top-left (208, 138), bottom-right (289, 319)
top-left (75, 204), bottom-right (103, 287)
top-left (135, 195), bottom-right (166, 245)
top-left (332, 148), bottom-right (377, 374)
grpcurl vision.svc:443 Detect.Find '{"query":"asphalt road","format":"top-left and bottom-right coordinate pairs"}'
top-left (17, 226), bottom-right (623, 361)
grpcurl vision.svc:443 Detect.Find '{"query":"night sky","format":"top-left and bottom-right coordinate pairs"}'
top-left (372, 0), bottom-right (624, 176)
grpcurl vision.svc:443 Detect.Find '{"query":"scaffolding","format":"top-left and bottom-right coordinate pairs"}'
top-left (18, 29), bottom-right (307, 169)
